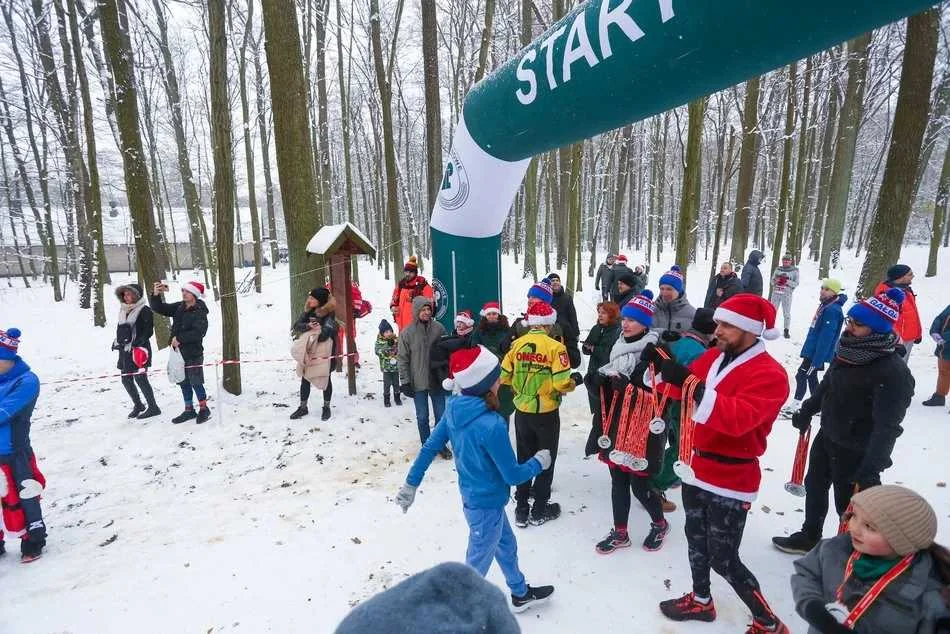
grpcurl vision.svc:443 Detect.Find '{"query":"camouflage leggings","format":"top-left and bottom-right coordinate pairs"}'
top-left (682, 484), bottom-right (776, 623)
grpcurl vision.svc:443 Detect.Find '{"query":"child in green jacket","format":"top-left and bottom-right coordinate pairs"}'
top-left (375, 319), bottom-right (401, 407)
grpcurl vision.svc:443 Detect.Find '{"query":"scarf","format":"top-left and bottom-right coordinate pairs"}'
top-left (116, 298), bottom-right (147, 351)
top-left (852, 553), bottom-right (904, 581)
top-left (836, 331), bottom-right (898, 366)
top-left (810, 295), bottom-right (837, 327)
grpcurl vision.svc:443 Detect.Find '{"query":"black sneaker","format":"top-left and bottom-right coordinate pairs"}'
top-left (172, 409), bottom-right (197, 424)
top-left (196, 407), bottom-right (212, 424)
top-left (514, 505), bottom-right (530, 528)
top-left (439, 447), bottom-right (453, 460)
top-left (321, 404), bottom-right (331, 421)
top-left (128, 403), bottom-right (145, 419)
top-left (20, 537), bottom-right (44, 564)
top-left (595, 528), bottom-right (631, 554)
top-left (783, 329), bottom-right (790, 339)
top-left (530, 502), bottom-right (561, 526)
top-left (643, 520), bottom-right (670, 551)
top-left (923, 393), bottom-right (946, 407)
top-left (772, 530), bottom-right (819, 555)
top-left (394, 395), bottom-right (402, 406)
top-left (0, 540), bottom-right (5, 557)
top-left (511, 584), bottom-right (554, 613)
top-left (289, 405), bottom-right (308, 420)
top-left (383, 395), bottom-right (391, 408)
top-left (138, 405), bottom-right (161, 419)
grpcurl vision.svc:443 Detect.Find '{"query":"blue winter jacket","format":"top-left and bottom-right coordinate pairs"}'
top-left (800, 294), bottom-right (847, 367)
top-left (406, 395), bottom-right (543, 509)
top-left (931, 305), bottom-right (950, 361)
top-left (0, 357), bottom-right (40, 455)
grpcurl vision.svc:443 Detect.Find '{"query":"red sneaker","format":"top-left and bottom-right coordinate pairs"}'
top-left (746, 619), bottom-right (789, 633)
top-left (659, 592), bottom-right (717, 622)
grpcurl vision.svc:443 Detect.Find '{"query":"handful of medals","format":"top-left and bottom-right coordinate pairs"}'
top-left (597, 369), bottom-right (669, 472)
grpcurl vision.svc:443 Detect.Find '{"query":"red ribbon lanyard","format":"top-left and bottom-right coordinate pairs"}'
top-left (648, 365), bottom-right (671, 418)
top-left (836, 551), bottom-right (915, 628)
top-left (600, 384), bottom-right (619, 435)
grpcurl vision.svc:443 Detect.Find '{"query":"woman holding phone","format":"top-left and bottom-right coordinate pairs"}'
top-left (290, 288), bottom-right (338, 421)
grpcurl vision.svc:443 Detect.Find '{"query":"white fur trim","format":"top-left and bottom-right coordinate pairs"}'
top-left (713, 307), bottom-right (765, 336)
top-left (455, 314), bottom-right (475, 327)
top-left (526, 310), bottom-right (557, 326)
top-left (690, 477), bottom-right (758, 502)
top-left (692, 387), bottom-right (717, 423)
top-left (442, 378), bottom-right (457, 392)
top-left (452, 346), bottom-right (499, 390)
top-left (762, 327), bottom-right (780, 340)
top-left (480, 307), bottom-right (501, 317)
top-left (181, 282), bottom-right (204, 298)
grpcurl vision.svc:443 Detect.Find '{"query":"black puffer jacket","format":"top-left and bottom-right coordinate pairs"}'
top-left (704, 272), bottom-right (743, 309)
top-left (430, 331), bottom-right (474, 389)
top-left (799, 351), bottom-right (915, 485)
top-left (115, 283), bottom-right (154, 371)
top-left (149, 294), bottom-right (209, 362)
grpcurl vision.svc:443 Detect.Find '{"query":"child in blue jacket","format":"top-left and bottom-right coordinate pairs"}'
top-left (395, 345), bottom-right (554, 613)
top-left (789, 280), bottom-right (847, 411)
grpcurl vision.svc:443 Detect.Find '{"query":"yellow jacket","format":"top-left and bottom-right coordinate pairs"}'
top-left (501, 329), bottom-right (575, 413)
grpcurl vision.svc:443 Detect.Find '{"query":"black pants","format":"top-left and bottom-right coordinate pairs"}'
top-left (299, 377), bottom-right (332, 405)
top-left (121, 373), bottom-right (157, 408)
top-left (611, 466), bottom-right (663, 527)
top-left (382, 371), bottom-right (398, 399)
top-left (802, 431), bottom-right (864, 538)
top-left (514, 410), bottom-right (560, 507)
top-left (793, 360), bottom-right (821, 401)
top-left (683, 484), bottom-right (775, 624)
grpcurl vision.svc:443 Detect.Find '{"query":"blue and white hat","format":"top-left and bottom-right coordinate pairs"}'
top-left (848, 288), bottom-right (904, 334)
top-left (621, 290), bottom-right (655, 328)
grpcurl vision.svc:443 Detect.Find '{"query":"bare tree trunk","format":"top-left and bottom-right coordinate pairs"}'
top-left (566, 140), bottom-right (582, 288)
top-left (768, 62), bottom-right (797, 294)
top-left (710, 128), bottom-right (737, 279)
top-left (421, 0), bottom-right (442, 219)
top-left (336, 0), bottom-right (357, 281)
top-left (809, 49), bottom-right (841, 261)
top-left (0, 136), bottom-right (30, 287)
top-left (253, 22), bottom-right (279, 269)
top-left (730, 76), bottom-right (761, 263)
top-left (474, 0), bottom-right (495, 83)
top-left (238, 0), bottom-right (263, 292)
top-left (314, 0), bottom-right (333, 225)
top-left (610, 125), bottom-right (633, 256)
top-left (788, 57), bottom-right (812, 261)
top-left (675, 98), bottom-right (706, 280)
top-left (857, 9), bottom-right (939, 297)
top-left (925, 141), bottom-right (949, 277)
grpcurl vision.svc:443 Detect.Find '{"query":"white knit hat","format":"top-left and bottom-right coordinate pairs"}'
top-left (442, 346), bottom-right (501, 396)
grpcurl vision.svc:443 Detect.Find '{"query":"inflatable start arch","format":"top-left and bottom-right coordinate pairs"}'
top-left (429, 0), bottom-right (932, 327)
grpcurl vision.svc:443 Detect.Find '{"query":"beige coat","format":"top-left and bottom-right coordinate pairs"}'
top-left (291, 330), bottom-right (334, 390)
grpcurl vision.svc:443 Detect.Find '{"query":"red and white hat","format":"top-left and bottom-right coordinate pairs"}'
top-left (615, 254), bottom-right (629, 264)
top-left (0, 327), bottom-right (21, 361)
top-left (714, 293), bottom-right (780, 340)
top-left (455, 310), bottom-right (475, 329)
top-left (182, 280), bottom-right (205, 299)
top-left (442, 345), bottom-right (502, 396)
top-left (526, 302), bottom-right (557, 327)
top-left (480, 301), bottom-right (501, 317)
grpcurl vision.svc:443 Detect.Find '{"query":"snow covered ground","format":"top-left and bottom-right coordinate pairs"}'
top-left (0, 246), bottom-right (947, 633)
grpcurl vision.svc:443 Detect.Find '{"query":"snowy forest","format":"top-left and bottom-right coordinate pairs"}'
top-left (0, 1), bottom-right (948, 379)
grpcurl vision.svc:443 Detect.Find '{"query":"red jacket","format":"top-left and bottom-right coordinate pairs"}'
top-left (659, 342), bottom-right (788, 501)
top-left (873, 282), bottom-right (921, 343)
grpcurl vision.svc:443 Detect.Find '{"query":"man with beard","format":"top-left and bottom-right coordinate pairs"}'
top-left (772, 288), bottom-right (914, 556)
top-left (874, 264), bottom-right (922, 362)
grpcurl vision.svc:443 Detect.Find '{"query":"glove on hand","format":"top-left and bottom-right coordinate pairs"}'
top-left (791, 410), bottom-right (812, 432)
top-left (570, 372), bottom-right (584, 386)
top-left (802, 599), bottom-right (852, 634)
top-left (932, 333), bottom-right (945, 344)
top-left (641, 342), bottom-right (672, 372)
top-left (400, 383), bottom-right (415, 398)
top-left (658, 359), bottom-right (692, 387)
top-left (395, 483), bottom-right (417, 513)
top-left (533, 449), bottom-right (552, 470)
top-left (609, 373), bottom-right (630, 393)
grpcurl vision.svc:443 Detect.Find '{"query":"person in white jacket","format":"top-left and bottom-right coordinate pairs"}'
top-left (770, 254), bottom-right (799, 339)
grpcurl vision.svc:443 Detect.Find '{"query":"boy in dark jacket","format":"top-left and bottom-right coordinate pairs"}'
top-left (740, 249), bottom-right (765, 296)
top-left (375, 319), bottom-right (400, 408)
top-left (773, 289), bottom-right (915, 556)
top-left (150, 281), bottom-right (211, 424)
top-left (786, 279), bottom-right (847, 412)
top-left (595, 254), bottom-right (616, 302)
top-left (922, 304), bottom-right (950, 409)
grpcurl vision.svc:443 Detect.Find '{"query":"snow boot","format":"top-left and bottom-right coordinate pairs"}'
top-left (0, 540), bottom-right (5, 557)
top-left (643, 520), bottom-right (670, 551)
top-left (772, 530), bottom-right (819, 555)
top-left (289, 405), bottom-right (308, 420)
top-left (383, 395), bottom-right (392, 408)
top-left (660, 492), bottom-right (677, 513)
top-left (923, 393), bottom-right (946, 407)
top-left (746, 618), bottom-right (790, 633)
top-left (530, 502), bottom-right (561, 526)
top-left (659, 592), bottom-right (717, 623)
top-left (196, 407), bottom-right (212, 424)
top-left (394, 394), bottom-right (402, 406)
top-left (128, 403), bottom-right (145, 419)
top-left (595, 529), bottom-right (631, 554)
top-left (138, 405), bottom-right (161, 419)
top-left (511, 584), bottom-right (554, 613)
top-left (514, 505), bottom-right (530, 529)
top-left (20, 537), bottom-right (44, 564)
top-left (172, 409), bottom-right (197, 424)
top-left (439, 447), bottom-right (453, 460)
top-left (783, 329), bottom-right (790, 339)
top-left (321, 404), bottom-right (331, 421)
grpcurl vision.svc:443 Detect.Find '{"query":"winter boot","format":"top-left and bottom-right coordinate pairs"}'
top-left (746, 618), bottom-right (790, 633)
top-left (783, 329), bottom-right (790, 339)
top-left (383, 394), bottom-right (392, 408)
top-left (394, 394), bottom-right (402, 406)
top-left (439, 447), bottom-right (453, 460)
top-left (923, 393), bottom-right (946, 407)
top-left (196, 407), bottom-right (212, 424)
top-left (772, 530), bottom-right (819, 555)
top-left (289, 405), bottom-right (308, 420)
top-left (0, 540), bottom-right (5, 557)
top-left (595, 529), bottom-right (631, 554)
top-left (643, 520), bottom-right (670, 551)
top-left (514, 505), bottom-right (530, 529)
top-left (659, 593), bottom-right (717, 622)
top-left (511, 584), bottom-right (554, 613)
top-left (530, 502), bottom-right (561, 526)
top-left (660, 492), bottom-right (677, 513)
top-left (172, 409), bottom-right (197, 424)
top-left (138, 405), bottom-right (162, 419)
top-left (20, 537), bottom-right (44, 564)
top-left (321, 404), bottom-right (331, 421)
top-left (128, 403), bottom-right (145, 419)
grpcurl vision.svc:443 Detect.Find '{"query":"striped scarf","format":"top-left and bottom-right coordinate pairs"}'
top-left (835, 331), bottom-right (898, 366)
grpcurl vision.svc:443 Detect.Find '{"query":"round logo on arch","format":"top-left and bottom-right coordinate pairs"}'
top-left (432, 278), bottom-right (449, 321)
top-left (438, 149), bottom-right (470, 211)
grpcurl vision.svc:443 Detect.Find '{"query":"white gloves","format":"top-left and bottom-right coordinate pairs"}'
top-left (533, 449), bottom-right (552, 470)
top-left (395, 483), bottom-right (417, 513)
top-left (932, 333), bottom-right (944, 344)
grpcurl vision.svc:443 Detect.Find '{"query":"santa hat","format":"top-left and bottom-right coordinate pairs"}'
top-left (181, 280), bottom-right (205, 299)
top-left (455, 310), bottom-right (475, 331)
top-left (480, 301), bottom-right (501, 317)
top-left (621, 290), bottom-right (655, 328)
top-left (527, 278), bottom-right (554, 304)
top-left (404, 256), bottom-right (419, 273)
top-left (848, 288), bottom-right (905, 334)
top-left (0, 327), bottom-right (21, 361)
top-left (658, 265), bottom-right (685, 295)
top-left (615, 254), bottom-right (629, 264)
top-left (714, 293), bottom-right (780, 340)
top-left (526, 302), bottom-right (557, 327)
top-left (442, 345), bottom-right (501, 396)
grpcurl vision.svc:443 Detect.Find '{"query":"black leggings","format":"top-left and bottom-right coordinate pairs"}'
top-left (299, 377), bottom-right (332, 404)
top-left (610, 466), bottom-right (663, 527)
top-left (122, 373), bottom-right (156, 408)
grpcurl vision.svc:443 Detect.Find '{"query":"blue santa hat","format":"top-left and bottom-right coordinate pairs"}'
top-left (658, 265), bottom-right (685, 296)
top-left (621, 290), bottom-right (655, 328)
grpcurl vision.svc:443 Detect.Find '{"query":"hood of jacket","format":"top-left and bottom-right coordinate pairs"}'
top-left (114, 283), bottom-right (143, 302)
top-left (412, 295), bottom-right (434, 322)
top-left (832, 293), bottom-right (848, 307)
top-left (314, 293), bottom-right (337, 317)
top-left (747, 250), bottom-right (764, 266)
top-left (444, 393), bottom-right (489, 433)
top-left (0, 357), bottom-right (30, 386)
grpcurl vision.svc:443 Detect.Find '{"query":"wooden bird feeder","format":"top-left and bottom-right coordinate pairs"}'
top-left (305, 222), bottom-right (376, 396)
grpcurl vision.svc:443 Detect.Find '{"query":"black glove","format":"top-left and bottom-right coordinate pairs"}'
top-left (641, 342), bottom-right (672, 371)
top-left (914, 336), bottom-right (922, 344)
top-left (400, 383), bottom-right (415, 398)
top-left (658, 359), bottom-right (691, 387)
top-left (609, 373), bottom-right (630, 392)
top-left (852, 477), bottom-right (880, 493)
top-left (791, 410), bottom-right (811, 432)
top-left (802, 599), bottom-right (851, 633)
top-left (570, 372), bottom-right (584, 386)
top-left (660, 330), bottom-right (681, 343)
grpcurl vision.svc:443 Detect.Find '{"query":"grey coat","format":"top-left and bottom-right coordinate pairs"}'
top-left (791, 533), bottom-right (949, 634)
top-left (652, 294), bottom-right (697, 335)
top-left (398, 295), bottom-right (446, 391)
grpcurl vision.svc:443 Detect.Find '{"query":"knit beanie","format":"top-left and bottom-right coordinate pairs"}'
top-left (616, 270), bottom-right (637, 288)
top-left (886, 263), bottom-right (911, 282)
top-left (0, 327), bottom-right (21, 361)
top-left (547, 272), bottom-right (561, 283)
top-left (821, 278), bottom-right (843, 294)
top-left (525, 302), bottom-right (557, 327)
top-left (658, 265), bottom-right (685, 295)
top-left (527, 278), bottom-right (554, 304)
top-left (378, 319), bottom-right (393, 335)
top-left (781, 253), bottom-right (793, 263)
top-left (621, 290), bottom-right (655, 328)
top-left (442, 346), bottom-right (502, 396)
top-left (851, 485), bottom-right (937, 556)
top-left (310, 287), bottom-right (331, 306)
top-left (404, 255), bottom-right (419, 273)
top-left (847, 288), bottom-right (904, 334)
top-left (691, 308), bottom-right (717, 336)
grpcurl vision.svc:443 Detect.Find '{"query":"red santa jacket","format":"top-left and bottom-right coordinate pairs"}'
top-left (658, 341), bottom-right (788, 501)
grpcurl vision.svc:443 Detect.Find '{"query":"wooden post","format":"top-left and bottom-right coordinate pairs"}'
top-left (328, 249), bottom-right (358, 395)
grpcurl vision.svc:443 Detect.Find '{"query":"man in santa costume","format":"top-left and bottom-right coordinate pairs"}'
top-left (644, 294), bottom-right (790, 634)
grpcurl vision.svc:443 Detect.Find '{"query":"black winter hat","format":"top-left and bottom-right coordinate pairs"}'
top-left (616, 270), bottom-right (637, 288)
top-left (692, 308), bottom-right (717, 336)
top-left (310, 287), bottom-right (331, 306)
top-left (379, 319), bottom-right (394, 334)
top-left (886, 264), bottom-right (911, 281)
top-left (546, 272), bottom-right (561, 282)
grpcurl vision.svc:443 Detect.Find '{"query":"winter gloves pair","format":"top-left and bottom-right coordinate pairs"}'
top-left (641, 342), bottom-right (694, 387)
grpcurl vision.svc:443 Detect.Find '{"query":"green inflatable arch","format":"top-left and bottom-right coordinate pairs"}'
top-left (429, 0), bottom-right (933, 327)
